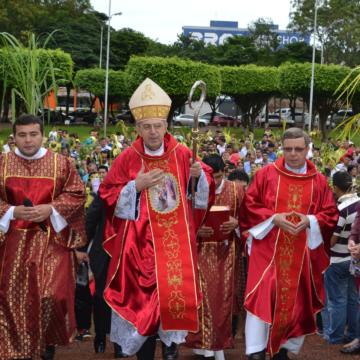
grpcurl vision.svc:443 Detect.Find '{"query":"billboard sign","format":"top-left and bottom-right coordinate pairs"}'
top-left (183, 21), bottom-right (310, 47)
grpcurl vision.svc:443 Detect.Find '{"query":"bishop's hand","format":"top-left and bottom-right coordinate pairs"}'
top-left (135, 166), bottom-right (165, 193)
top-left (189, 158), bottom-right (202, 178)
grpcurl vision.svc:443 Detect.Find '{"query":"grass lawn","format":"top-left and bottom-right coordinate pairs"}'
top-left (0, 123), bottom-right (358, 148)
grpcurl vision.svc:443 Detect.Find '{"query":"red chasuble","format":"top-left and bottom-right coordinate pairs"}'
top-left (239, 158), bottom-right (339, 357)
top-left (185, 180), bottom-right (245, 351)
top-left (99, 133), bottom-right (215, 336)
top-left (0, 151), bottom-right (86, 360)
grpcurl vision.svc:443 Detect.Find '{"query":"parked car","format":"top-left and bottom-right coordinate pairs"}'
top-left (274, 108), bottom-right (292, 115)
top-left (114, 110), bottom-right (133, 123)
top-left (199, 112), bottom-right (225, 121)
top-left (68, 109), bottom-right (92, 119)
top-left (304, 116), bottom-right (336, 130)
top-left (83, 112), bottom-right (103, 124)
top-left (37, 108), bottom-right (74, 123)
top-left (173, 114), bottom-right (210, 127)
top-left (257, 114), bottom-right (295, 127)
top-left (212, 115), bottom-right (241, 127)
top-left (327, 109), bottom-right (353, 125)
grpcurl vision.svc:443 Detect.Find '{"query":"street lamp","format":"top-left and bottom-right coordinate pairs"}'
top-left (305, 13), bottom-right (344, 134)
top-left (103, 1), bottom-right (122, 137)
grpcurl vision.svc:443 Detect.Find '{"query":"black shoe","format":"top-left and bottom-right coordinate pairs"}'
top-left (83, 329), bottom-right (92, 338)
top-left (249, 349), bottom-right (265, 360)
top-left (271, 348), bottom-right (290, 360)
top-left (227, 345), bottom-right (235, 349)
top-left (94, 336), bottom-right (106, 353)
top-left (74, 333), bottom-right (83, 341)
top-left (114, 343), bottom-right (128, 358)
top-left (41, 345), bottom-right (55, 360)
top-left (162, 342), bottom-right (179, 360)
top-left (340, 341), bottom-right (360, 354)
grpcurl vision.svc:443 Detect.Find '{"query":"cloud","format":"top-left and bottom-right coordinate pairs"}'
top-left (90, 0), bottom-right (292, 44)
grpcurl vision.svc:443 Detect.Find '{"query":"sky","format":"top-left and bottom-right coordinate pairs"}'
top-left (90, 0), bottom-right (293, 44)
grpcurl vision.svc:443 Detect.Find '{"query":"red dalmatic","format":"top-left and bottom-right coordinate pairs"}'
top-left (99, 133), bottom-right (215, 336)
top-left (239, 158), bottom-right (339, 357)
top-left (186, 180), bottom-right (245, 351)
top-left (0, 151), bottom-right (86, 360)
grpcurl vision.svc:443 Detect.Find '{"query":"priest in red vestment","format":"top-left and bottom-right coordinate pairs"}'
top-left (239, 128), bottom-right (339, 360)
top-left (99, 78), bottom-right (215, 360)
top-left (185, 154), bottom-right (245, 360)
top-left (0, 115), bottom-right (86, 360)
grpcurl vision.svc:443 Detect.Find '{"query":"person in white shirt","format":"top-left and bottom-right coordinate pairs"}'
top-left (241, 140), bottom-right (251, 158)
top-left (101, 151), bottom-right (110, 169)
top-left (217, 136), bottom-right (226, 155)
top-left (48, 126), bottom-right (57, 138)
top-left (3, 136), bottom-right (13, 153)
top-left (92, 165), bottom-right (108, 193)
top-left (336, 155), bottom-right (352, 172)
top-left (100, 138), bottom-right (112, 151)
top-left (254, 148), bottom-right (263, 164)
top-left (174, 130), bottom-right (184, 142)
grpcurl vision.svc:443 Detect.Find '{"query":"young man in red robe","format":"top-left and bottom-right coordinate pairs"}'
top-left (99, 78), bottom-right (215, 360)
top-left (0, 115), bottom-right (86, 360)
top-left (239, 128), bottom-right (339, 360)
top-left (185, 154), bottom-right (245, 360)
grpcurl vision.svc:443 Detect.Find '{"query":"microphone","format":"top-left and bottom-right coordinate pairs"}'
top-left (23, 198), bottom-right (48, 233)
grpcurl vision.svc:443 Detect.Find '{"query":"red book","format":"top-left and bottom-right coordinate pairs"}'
top-left (203, 206), bottom-right (230, 241)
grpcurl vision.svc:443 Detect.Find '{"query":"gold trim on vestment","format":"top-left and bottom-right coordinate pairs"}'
top-left (131, 142), bottom-right (179, 161)
top-left (245, 228), bottom-right (280, 305)
top-left (275, 174), bottom-right (280, 210)
top-left (102, 233), bottom-right (117, 257)
top-left (198, 264), bottom-right (205, 349)
top-left (5, 175), bottom-right (54, 180)
top-left (42, 229), bottom-right (51, 292)
top-left (3, 152), bottom-right (8, 203)
top-left (0, 240), bottom-right (8, 289)
top-left (273, 163), bottom-right (317, 178)
top-left (52, 154), bottom-right (57, 200)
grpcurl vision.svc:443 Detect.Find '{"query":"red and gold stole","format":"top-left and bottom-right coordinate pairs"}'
top-left (132, 135), bottom-right (199, 332)
top-left (269, 159), bottom-right (316, 356)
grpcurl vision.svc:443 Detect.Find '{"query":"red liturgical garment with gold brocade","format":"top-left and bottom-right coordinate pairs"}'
top-left (185, 180), bottom-right (245, 351)
top-left (99, 133), bottom-right (215, 336)
top-left (239, 158), bottom-right (339, 357)
top-left (0, 151), bottom-right (86, 360)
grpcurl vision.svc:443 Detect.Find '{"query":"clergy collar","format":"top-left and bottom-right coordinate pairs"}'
top-left (215, 179), bottom-right (225, 195)
top-left (144, 142), bottom-right (164, 156)
top-left (15, 146), bottom-right (47, 160)
top-left (284, 162), bottom-right (307, 174)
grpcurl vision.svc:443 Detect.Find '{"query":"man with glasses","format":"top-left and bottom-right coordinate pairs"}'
top-left (239, 128), bottom-right (339, 360)
top-left (99, 78), bottom-right (215, 360)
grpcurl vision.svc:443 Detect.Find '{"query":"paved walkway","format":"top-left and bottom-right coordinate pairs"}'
top-left (55, 335), bottom-right (356, 359)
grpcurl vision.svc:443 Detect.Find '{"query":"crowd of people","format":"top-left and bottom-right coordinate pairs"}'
top-left (1, 77), bottom-right (360, 360)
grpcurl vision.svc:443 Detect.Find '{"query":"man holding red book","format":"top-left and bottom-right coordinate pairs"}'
top-left (239, 128), bottom-right (339, 360)
top-left (186, 154), bottom-right (245, 360)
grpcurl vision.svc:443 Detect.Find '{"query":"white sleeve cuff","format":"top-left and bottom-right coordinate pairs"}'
top-left (247, 215), bottom-right (276, 256)
top-left (50, 206), bottom-right (68, 233)
top-left (186, 170), bottom-right (209, 210)
top-left (114, 180), bottom-right (140, 221)
top-left (307, 215), bottom-right (323, 250)
top-left (0, 206), bottom-right (15, 233)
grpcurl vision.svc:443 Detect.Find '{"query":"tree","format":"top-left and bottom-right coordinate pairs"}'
top-left (0, 0), bottom-right (92, 44)
top-left (275, 42), bottom-right (321, 66)
top-left (289, 0), bottom-right (360, 67)
top-left (74, 68), bottom-right (129, 116)
top-left (125, 56), bottom-right (221, 123)
top-left (278, 62), bottom-right (358, 140)
top-left (110, 28), bottom-right (149, 70)
top-left (220, 65), bottom-right (280, 133)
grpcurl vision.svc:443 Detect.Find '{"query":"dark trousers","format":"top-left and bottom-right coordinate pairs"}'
top-left (75, 282), bottom-right (92, 330)
top-left (93, 259), bottom-right (112, 338)
top-left (136, 336), bottom-right (157, 360)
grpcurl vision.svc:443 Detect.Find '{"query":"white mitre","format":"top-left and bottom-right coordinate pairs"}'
top-left (129, 78), bottom-right (171, 123)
